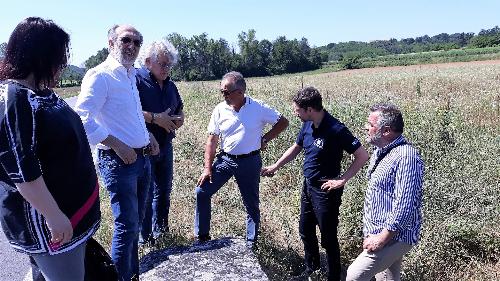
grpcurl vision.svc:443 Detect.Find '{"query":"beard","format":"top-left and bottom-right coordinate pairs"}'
top-left (111, 46), bottom-right (137, 66)
top-left (367, 129), bottom-right (383, 145)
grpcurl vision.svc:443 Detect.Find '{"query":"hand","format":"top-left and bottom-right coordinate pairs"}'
top-left (261, 164), bottom-right (278, 177)
top-left (155, 109), bottom-right (178, 133)
top-left (114, 142), bottom-right (137, 164)
top-left (260, 137), bottom-right (268, 151)
top-left (197, 168), bottom-right (212, 186)
top-left (363, 235), bottom-right (385, 253)
top-left (363, 230), bottom-right (393, 253)
top-left (149, 133), bottom-right (160, 156)
top-left (172, 114), bottom-right (184, 129)
top-left (320, 178), bottom-right (346, 192)
top-left (45, 211), bottom-right (73, 247)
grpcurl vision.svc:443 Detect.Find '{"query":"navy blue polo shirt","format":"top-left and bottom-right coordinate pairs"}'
top-left (296, 111), bottom-right (361, 184)
top-left (136, 68), bottom-right (183, 148)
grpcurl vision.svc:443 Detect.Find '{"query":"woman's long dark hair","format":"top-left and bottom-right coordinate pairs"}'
top-left (0, 17), bottom-right (70, 89)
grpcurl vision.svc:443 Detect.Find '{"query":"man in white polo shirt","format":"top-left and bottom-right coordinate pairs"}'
top-left (75, 24), bottom-right (159, 281)
top-left (194, 71), bottom-right (289, 248)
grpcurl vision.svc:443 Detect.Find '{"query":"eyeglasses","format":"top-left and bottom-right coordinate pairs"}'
top-left (120, 36), bottom-right (142, 47)
top-left (220, 88), bottom-right (239, 96)
top-left (157, 62), bottom-right (171, 70)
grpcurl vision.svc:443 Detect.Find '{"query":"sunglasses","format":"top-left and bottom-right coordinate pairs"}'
top-left (120, 36), bottom-right (142, 47)
top-left (220, 88), bottom-right (239, 96)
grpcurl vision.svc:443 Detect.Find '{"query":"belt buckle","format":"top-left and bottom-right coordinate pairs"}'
top-left (142, 144), bottom-right (152, 156)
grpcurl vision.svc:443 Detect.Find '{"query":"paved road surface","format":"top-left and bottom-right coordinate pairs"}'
top-left (0, 96), bottom-right (79, 281)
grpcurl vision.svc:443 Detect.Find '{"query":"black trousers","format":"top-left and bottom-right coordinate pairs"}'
top-left (299, 179), bottom-right (343, 281)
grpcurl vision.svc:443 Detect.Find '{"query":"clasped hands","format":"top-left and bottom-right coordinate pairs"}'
top-left (154, 108), bottom-right (184, 133)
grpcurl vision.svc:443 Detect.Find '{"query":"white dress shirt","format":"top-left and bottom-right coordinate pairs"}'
top-left (207, 96), bottom-right (281, 155)
top-left (75, 56), bottom-right (150, 149)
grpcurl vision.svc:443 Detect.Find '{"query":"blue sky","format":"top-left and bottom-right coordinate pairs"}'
top-left (1, 0), bottom-right (498, 66)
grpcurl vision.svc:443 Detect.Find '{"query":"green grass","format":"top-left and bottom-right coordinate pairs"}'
top-left (93, 61), bottom-right (500, 281)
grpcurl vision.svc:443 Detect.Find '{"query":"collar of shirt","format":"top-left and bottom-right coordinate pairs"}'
top-left (221, 95), bottom-right (251, 111)
top-left (106, 55), bottom-right (137, 77)
top-left (310, 110), bottom-right (337, 133)
top-left (375, 134), bottom-right (406, 157)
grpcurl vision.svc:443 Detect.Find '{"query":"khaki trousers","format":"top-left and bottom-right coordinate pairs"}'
top-left (346, 240), bottom-right (413, 281)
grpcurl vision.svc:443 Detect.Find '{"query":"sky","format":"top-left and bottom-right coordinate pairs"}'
top-left (1, 0), bottom-right (498, 66)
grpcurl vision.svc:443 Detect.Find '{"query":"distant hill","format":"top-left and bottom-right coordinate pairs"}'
top-left (66, 65), bottom-right (85, 75)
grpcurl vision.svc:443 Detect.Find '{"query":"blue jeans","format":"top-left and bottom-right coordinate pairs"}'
top-left (141, 141), bottom-right (173, 240)
top-left (194, 153), bottom-right (262, 242)
top-left (97, 149), bottom-right (151, 281)
top-left (299, 179), bottom-right (343, 281)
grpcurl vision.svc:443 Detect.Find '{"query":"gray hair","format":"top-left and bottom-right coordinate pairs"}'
top-left (107, 24), bottom-right (143, 43)
top-left (369, 103), bottom-right (404, 133)
top-left (222, 71), bottom-right (246, 92)
top-left (138, 39), bottom-right (178, 68)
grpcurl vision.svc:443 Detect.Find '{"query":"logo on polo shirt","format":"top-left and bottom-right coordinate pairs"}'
top-left (314, 138), bottom-right (324, 149)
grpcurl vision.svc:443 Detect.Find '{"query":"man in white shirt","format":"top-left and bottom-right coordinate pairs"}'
top-left (194, 71), bottom-right (289, 248)
top-left (75, 24), bottom-right (158, 281)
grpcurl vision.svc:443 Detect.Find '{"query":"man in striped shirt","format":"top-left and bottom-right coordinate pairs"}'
top-left (346, 103), bottom-right (424, 281)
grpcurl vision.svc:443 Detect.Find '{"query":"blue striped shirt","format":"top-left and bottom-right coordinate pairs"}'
top-left (363, 135), bottom-right (424, 245)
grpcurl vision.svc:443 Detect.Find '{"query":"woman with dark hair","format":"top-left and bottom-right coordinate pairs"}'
top-left (0, 17), bottom-right (100, 281)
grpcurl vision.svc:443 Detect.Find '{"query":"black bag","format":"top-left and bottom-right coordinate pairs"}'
top-left (84, 237), bottom-right (118, 281)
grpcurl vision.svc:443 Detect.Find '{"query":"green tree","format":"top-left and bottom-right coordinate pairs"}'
top-left (84, 48), bottom-right (109, 70)
top-left (0, 42), bottom-right (6, 59)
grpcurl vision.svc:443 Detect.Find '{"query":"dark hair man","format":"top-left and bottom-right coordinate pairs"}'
top-left (261, 86), bottom-right (369, 281)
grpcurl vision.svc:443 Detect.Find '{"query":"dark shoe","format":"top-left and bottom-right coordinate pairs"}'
top-left (194, 234), bottom-right (211, 245)
top-left (246, 240), bottom-right (256, 250)
top-left (291, 268), bottom-right (321, 281)
top-left (139, 235), bottom-right (155, 246)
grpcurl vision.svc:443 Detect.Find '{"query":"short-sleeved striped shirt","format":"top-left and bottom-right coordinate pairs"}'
top-left (363, 135), bottom-right (424, 245)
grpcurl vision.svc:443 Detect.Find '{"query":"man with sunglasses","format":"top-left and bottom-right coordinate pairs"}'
top-left (194, 71), bottom-right (289, 248)
top-left (75, 24), bottom-right (159, 281)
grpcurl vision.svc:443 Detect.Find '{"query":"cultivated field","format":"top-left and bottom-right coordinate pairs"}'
top-left (94, 61), bottom-right (500, 280)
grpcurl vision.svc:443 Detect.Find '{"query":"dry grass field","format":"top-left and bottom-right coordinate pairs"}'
top-left (91, 60), bottom-right (500, 280)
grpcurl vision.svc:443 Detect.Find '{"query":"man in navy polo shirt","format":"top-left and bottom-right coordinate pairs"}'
top-left (262, 86), bottom-right (369, 281)
top-left (194, 71), bottom-right (289, 248)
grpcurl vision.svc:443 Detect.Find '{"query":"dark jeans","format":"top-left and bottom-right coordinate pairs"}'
top-left (141, 141), bottom-right (173, 241)
top-left (299, 179), bottom-right (343, 281)
top-left (194, 153), bottom-right (262, 241)
top-left (97, 149), bottom-right (151, 281)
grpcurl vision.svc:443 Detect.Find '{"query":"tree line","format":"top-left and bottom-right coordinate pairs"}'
top-left (1, 26), bottom-right (499, 84)
top-left (319, 26), bottom-right (500, 68)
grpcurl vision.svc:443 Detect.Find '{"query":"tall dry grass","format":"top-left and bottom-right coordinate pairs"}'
top-left (95, 62), bottom-right (500, 280)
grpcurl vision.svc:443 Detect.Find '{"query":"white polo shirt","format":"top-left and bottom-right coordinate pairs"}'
top-left (75, 56), bottom-right (150, 149)
top-left (207, 95), bottom-right (281, 155)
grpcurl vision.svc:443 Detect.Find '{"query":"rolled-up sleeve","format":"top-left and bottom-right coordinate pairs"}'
top-left (74, 71), bottom-right (109, 146)
top-left (385, 151), bottom-right (424, 232)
